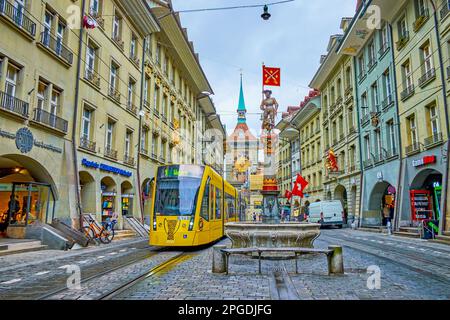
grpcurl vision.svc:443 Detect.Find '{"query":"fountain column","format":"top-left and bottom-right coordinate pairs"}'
top-left (260, 131), bottom-right (280, 224)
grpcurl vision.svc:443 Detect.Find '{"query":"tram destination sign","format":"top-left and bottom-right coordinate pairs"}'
top-left (158, 165), bottom-right (204, 179)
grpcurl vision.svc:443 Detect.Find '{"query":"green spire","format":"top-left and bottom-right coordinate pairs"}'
top-left (237, 73), bottom-right (247, 124)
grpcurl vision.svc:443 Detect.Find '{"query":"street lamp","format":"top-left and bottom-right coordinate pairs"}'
top-left (261, 5), bottom-right (271, 20)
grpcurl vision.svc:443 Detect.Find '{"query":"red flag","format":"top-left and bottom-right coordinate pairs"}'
top-left (284, 190), bottom-right (292, 200)
top-left (83, 15), bottom-right (97, 29)
top-left (292, 174), bottom-right (308, 198)
top-left (263, 66), bottom-right (281, 86)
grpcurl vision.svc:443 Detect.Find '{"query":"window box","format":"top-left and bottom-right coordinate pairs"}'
top-left (413, 10), bottom-right (429, 32)
top-left (396, 32), bottom-right (410, 51)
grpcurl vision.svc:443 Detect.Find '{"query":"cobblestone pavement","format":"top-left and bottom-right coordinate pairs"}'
top-left (114, 229), bottom-right (450, 300)
top-left (0, 238), bottom-right (152, 299)
top-left (1, 229), bottom-right (450, 300)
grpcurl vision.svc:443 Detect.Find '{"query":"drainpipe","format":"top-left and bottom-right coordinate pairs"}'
top-left (72, 0), bottom-right (87, 231)
top-left (353, 56), bottom-right (364, 228)
top-left (389, 23), bottom-right (403, 233)
top-left (136, 36), bottom-right (148, 225)
top-left (431, 0), bottom-right (450, 236)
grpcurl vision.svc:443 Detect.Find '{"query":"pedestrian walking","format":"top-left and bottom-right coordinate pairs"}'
top-left (252, 212), bottom-right (257, 222)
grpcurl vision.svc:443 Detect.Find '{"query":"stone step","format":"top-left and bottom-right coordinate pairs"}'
top-left (357, 227), bottom-right (383, 233)
top-left (399, 227), bottom-right (420, 234)
top-left (113, 230), bottom-right (137, 240)
top-left (393, 231), bottom-right (421, 239)
top-left (0, 240), bottom-right (48, 256)
top-left (433, 235), bottom-right (450, 245)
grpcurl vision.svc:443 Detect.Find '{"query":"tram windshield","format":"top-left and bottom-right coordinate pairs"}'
top-left (154, 178), bottom-right (201, 216)
top-left (154, 165), bottom-right (205, 216)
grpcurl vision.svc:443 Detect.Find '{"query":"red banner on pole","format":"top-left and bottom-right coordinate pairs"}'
top-left (263, 66), bottom-right (281, 87)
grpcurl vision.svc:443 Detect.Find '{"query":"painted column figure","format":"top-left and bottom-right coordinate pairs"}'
top-left (260, 90), bottom-right (280, 224)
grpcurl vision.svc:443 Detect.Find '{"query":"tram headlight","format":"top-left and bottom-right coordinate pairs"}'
top-left (153, 220), bottom-right (157, 231)
top-left (188, 216), bottom-right (194, 231)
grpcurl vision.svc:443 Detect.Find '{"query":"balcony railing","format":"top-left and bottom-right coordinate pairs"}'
top-left (441, 3), bottom-right (450, 21)
top-left (373, 153), bottom-right (384, 163)
top-left (0, 0), bottom-right (36, 37)
top-left (367, 58), bottom-right (377, 71)
top-left (396, 32), bottom-right (410, 51)
top-left (382, 94), bottom-right (394, 110)
top-left (349, 126), bottom-right (356, 135)
top-left (80, 136), bottom-right (96, 152)
top-left (400, 85), bottom-right (415, 101)
top-left (379, 42), bottom-right (390, 57)
top-left (124, 154), bottom-right (135, 166)
top-left (126, 102), bottom-right (137, 115)
top-left (104, 146), bottom-right (118, 159)
top-left (112, 35), bottom-right (124, 50)
top-left (109, 87), bottom-right (121, 102)
top-left (361, 113), bottom-right (371, 125)
top-left (39, 31), bottom-right (73, 65)
top-left (140, 148), bottom-right (149, 156)
top-left (405, 142), bottom-right (421, 155)
top-left (153, 108), bottom-right (160, 118)
top-left (84, 69), bottom-right (100, 87)
top-left (33, 108), bottom-right (68, 133)
top-left (424, 132), bottom-right (443, 147)
top-left (363, 158), bottom-right (373, 168)
top-left (358, 71), bottom-right (366, 82)
top-left (0, 90), bottom-right (28, 117)
top-left (418, 68), bottom-right (436, 87)
top-left (386, 148), bottom-right (398, 159)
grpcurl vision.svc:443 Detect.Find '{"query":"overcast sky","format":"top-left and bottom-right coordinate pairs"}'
top-left (171, 0), bottom-right (357, 137)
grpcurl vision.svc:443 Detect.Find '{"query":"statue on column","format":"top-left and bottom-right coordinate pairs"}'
top-left (260, 90), bottom-right (279, 131)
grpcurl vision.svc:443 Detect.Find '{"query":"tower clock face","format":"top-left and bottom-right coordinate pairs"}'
top-left (234, 156), bottom-right (251, 173)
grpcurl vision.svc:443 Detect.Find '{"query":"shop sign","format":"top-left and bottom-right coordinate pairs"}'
top-left (122, 194), bottom-right (134, 198)
top-left (82, 158), bottom-right (132, 177)
top-left (102, 191), bottom-right (117, 196)
top-left (16, 128), bottom-right (34, 153)
top-left (0, 127), bottom-right (62, 154)
top-left (412, 155), bottom-right (436, 168)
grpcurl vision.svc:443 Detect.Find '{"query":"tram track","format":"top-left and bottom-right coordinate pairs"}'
top-left (98, 252), bottom-right (193, 300)
top-left (37, 247), bottom-right (163, 300)
top-left (319, 232), bottom-right (450, 284)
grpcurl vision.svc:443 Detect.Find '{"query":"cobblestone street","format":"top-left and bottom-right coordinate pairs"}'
top-left (0, 229), bottom-right (449, 300)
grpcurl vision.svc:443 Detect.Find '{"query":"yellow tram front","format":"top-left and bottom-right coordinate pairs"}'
top-left (149, 164), bottom-right (238, 247)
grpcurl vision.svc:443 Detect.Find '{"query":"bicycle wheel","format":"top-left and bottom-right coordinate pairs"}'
top-left (83, 226), bottom-right (94, 244)
top-left (100, 228), bottom-right (114, 244)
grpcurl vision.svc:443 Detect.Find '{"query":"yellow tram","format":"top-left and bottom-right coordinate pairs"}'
top-left (149, 165), bottom-right (239, 247)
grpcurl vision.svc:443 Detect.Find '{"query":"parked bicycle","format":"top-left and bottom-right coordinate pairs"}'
top-left (83, 216), bottom-right (116, 244)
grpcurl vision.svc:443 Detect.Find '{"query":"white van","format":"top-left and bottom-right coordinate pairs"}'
top-left (307, 200), bottom-right (344, 228)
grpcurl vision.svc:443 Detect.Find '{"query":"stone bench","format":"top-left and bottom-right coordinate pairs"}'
top-left (212, 245), bottom-right (344, 275)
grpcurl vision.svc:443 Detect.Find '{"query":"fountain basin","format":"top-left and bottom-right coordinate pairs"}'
top-left (225, 222), bottom-right (321, 249)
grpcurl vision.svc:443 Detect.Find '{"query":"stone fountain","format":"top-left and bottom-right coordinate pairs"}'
top-left (225, 89), bottom-right (321, 249)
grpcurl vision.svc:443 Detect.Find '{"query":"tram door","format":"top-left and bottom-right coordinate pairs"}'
top-left (198, 178), bottom-right (211, 244)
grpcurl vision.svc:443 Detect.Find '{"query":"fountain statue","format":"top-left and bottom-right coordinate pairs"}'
top-left (225, 89), bottom-right (321, 249)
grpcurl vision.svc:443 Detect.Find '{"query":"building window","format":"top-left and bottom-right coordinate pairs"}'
top-left (382, 69), bottom-right (392, 102)
top-left (358, 54), bottom-right (365, 77)
top-left (82, 108), bottom-right (92, 139)
top-left (153, 85), bottom-right (160, 111)
top-left (106, 120), bottom-right (114, 149)
top-left (141, 127), bottom-right (148, 152)
top-left (421, 42), bottom-right (434, 74)
top-left (152, 135), bottom-right (158, 156)
top-left (371, 81), bottom-right (379, 111)
top-left (415, 0), bottom-right (427, 17)
top-left (37, 81), bottom-right (47, 110)
top-left (42, 11), bottom-right (53, 47)
top-left (130, 34), bottom-right (137, 59)
top-left (386, 119), bottom-right (396, 155)
top-left (402, 60), bottom-right (413, 89)
top-left (427, 104), bottom-right (439, 136)
top-left (398, 16), bottom-right (408, 38)
top-left (380, 24), bottom-right (389, 52)
top-left (85, 43), bottom-right (97, 77)
top-left (109, 63), bottom-right (119, 95)
top-left (361, 92), bottom-right (368, 116)
top-left (375, 129), bottom-right (382, 158)
top-left (368, 40), bottom-right (376, 66)
top-left (5, 64), bottom-right (19, 97)
top-left (90, 0), bottom-right (102, 16)
top-left (125, 130), bottom-right (132, 156)
top-left (408, 115), bottom-right (418, 146)
top-left (364, 135), bottom-right (371, 160)
top-left (112, 13), bottom-right (121, 40)
top-left (50, 89), bottom-right (60, 117)
top-left (128, 79), bottom-right (135, 108)
top-left (156, 44), bottom-right (161, 65)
